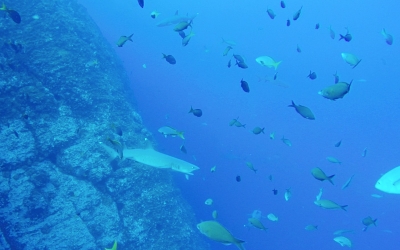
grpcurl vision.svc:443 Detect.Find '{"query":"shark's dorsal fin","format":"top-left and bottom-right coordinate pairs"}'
top-left (144, 138), bottom-right (154, 150)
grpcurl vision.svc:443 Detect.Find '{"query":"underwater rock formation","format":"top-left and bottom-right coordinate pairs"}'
top-left (0, 0), bottom-right (208, 249)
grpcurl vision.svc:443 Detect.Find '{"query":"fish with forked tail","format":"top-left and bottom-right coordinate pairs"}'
top-left (0, 3), bottom-right (21, 23)
top-left (288, 100), bottom-right (315, 120)
top-left (197, 221), bottom-right (245, 250)
top-left (116, 34), bottom-right (133, 47)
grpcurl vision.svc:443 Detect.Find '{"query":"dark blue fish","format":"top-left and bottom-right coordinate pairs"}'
top-left (272, 189), bottom-right (278, 195)
top-left (307, 71), bottom-right (317, 80)
top-left (137, 0), bottom-right (144, 8)
top-left (339, 28), bottom-right (352, 42)
top-left (315, 23), bottom-right (320, 29)
top-left (189, 106), bottom-right (202, 117)
top-left (178, 31), bottom-right (186, 39)
top-left (296, 44), bottom-right (301, 53)
top-left (274, 72), bottom-right (278, 80)
top-left (267, 8), bottom-right (276, 19)
top-left (233, 54), bottom-right (245, 63)
top-left (339, 33), bottom-right (352, 42)
top-left (236, 175), bottom-right (241, 182)
top-left (227, 59), bottom-right (232, 68)
top-left (293, 6), bottom-right (303, 21)
top-left (180, 144), bottom-right (187, 154)
top-left (240, 79), bottom-right (250, 93)
top-left (281, 1), bottom-right (286, 8)
top-left (286, 19), bottom-right (291, 27)
top-left (232, 54), bottom-right (247, 68)
top-left (333, 71), bottom-right (339, 83)
top-left (288, 100), bottom-right (315, 120)
top-left (1, 4), bottom-right (21, 24)
top-left (162, 53), bottom-right (176, 64)
top-left (7, 9), bottom-right (20, 23)
top-left (335, 140), bottom-right (342, 147)
top-left (381, 29), bottom-right (393, 45)
top-left (236, 61), bottom-right (248, 69)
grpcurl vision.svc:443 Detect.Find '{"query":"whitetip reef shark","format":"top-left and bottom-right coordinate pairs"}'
top-left (100, 143), bottom-right (200, 175)
top-left (155, 11), bottom-right (198, 27)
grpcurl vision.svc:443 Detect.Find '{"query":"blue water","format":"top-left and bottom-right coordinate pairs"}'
top-left (80, 0), bottom-right (399, 249)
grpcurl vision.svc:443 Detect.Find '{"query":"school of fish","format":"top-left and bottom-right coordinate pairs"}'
top-left (98, 0), bottom-right (397, 249)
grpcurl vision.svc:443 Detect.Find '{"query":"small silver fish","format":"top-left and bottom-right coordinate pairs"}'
top-left (284, 188), bottom-right (292, 201)
top-left (314, 199), bottom-right (347, 211)
top-left (341, 174), bottom-right (355, 190)
top-left (326, 156), bottom-right (341, 164)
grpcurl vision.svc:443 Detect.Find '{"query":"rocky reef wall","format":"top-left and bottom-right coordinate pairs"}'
top-left (0, 0), bottom-right (208, 249)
